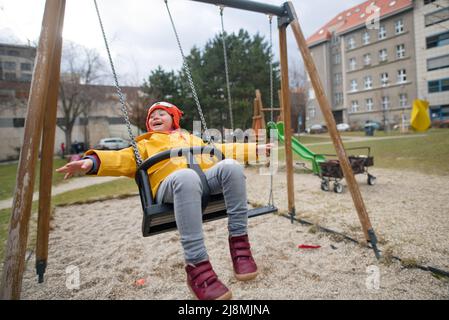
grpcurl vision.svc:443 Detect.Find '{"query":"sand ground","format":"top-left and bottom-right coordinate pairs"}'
top-left (20, 166), bottom-right (449, 299)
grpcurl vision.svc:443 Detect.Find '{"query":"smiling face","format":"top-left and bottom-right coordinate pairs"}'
top-left (148, 109), bottom-right (174, 132)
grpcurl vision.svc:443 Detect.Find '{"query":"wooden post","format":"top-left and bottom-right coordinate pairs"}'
top-left (36, 0), bottom-right (66, 284)
top-left (252, 90), bottom-right (266, 131)
top-left (0, 0), bottom-right (66, 300)
top-left (278, 89), bottom-right (284, 122)
top-left (289, 16), bottom-right (376, 245)
top-left (278, 24), bottom-right (295, 220)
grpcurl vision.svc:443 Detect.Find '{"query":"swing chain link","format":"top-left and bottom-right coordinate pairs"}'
top-left (269, 15), bottom-right (274, 124)
top-left (93, 0), bottom-right (143, 166)
top-left (268, 14), bottom-right (275, 207)
top-left (220, 6), bottom-right (234, 131)
top-left (164, 0), bottom-right (212, 143)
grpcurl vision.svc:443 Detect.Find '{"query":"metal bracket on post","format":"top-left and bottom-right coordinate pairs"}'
top-left (368, 229), bottom-right (381, 260)
top-left (278, 1), bottom-right (296, 27)
top-left (289, 207), bottom-right (296, 224)
top-left (36, 260), bottom-right (47, 284)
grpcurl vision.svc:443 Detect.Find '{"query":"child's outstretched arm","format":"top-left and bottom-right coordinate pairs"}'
top-left (56, 158), bottom-right (93, 180)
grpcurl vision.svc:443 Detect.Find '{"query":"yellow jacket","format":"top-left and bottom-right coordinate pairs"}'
top-left (85, 130), bottom-right (257, 197)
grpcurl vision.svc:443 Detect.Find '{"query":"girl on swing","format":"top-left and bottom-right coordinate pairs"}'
top-left (57, 101), bottom-right (272, 300)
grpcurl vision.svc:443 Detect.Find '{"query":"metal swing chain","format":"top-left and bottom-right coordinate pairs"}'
top-left (268, 14), bottom-right (275, 207)
top-left (164, 0), bottom-right (212, 143)
top-left (269, 15), bottom-right (274, 124)
top-left (220, 6), bottom-right (234, 131)
top-left (93, 0), bottom-right (143, 166)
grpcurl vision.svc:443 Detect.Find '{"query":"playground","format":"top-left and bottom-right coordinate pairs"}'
top-left (1, 0), bottom-right (448, 301)
top-left (18, 159), bottom-right (449, 299)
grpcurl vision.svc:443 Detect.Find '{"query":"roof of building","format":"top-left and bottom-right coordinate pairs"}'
top-left (306, 0), bottom-right (413, 47)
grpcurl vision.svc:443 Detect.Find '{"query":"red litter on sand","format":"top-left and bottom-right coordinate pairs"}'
top-left (298, 244), bottom-right (321, 249)
top-left (135, 278), bottom-right (146, 287)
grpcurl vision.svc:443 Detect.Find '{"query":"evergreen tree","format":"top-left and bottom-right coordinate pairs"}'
top-left (142, 29), bottom-right (280, 132)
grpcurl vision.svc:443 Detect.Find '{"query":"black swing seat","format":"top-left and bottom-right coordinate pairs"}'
top-left (135, 146), bottom-right (278, 237)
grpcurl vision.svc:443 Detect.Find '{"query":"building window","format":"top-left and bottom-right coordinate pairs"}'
top-left (6, 50), bottom-right (20, 56)
top-left (397, 69), bottom-right (407, 83)
top-left (430, 104), bottom-right (449, 121)
top-left (379, 49), bottom-right (388, 62)
top-left (396, 44), bottom-right (405, 59)
top-left (427, 54), bottom-right (449, 71)
top-left (13, 118), bottom-right (25, 128)
top-left (382, 96), bottom-right (390, 110)
top-left (399, 94), bottom-right (408, 107)
top-left (308, 107), bottom-right (316, 118)
top-left (364, 53), bottom-right (372, 66)
top-left (351, 100), bottom-right (359, 113)
top-left (425, 8), bottom-right (449, 27)
top-left (426, 31), bottom-right (449, 49)
top-left (364, 76), bottom-right (373, 89)
top-left (334, 92), bottom-right (343, 106)
top-left (334, 53), bottom-right (341, 65)
top-left (424, 0), bottom-right (436, 5)
top-left (381, 73), bottom-right (389, 86)
top-left (4, 73), bottom-right (16, 81)
top-left (334, 73), bottom-right (342, 85)
top-left (20, 63), bottom-right (32, 71)
top-left (349, 58), bottom-right (357, 70)
top-left (395, 19), bottom-right (404, 34)
top-left (366, 98), bottom-right (374, 111)
top-left (347, 36), bottom-right (356, 49)
top-left (350, 79), bottom-right (358, 92)
top-left (378, 25), bottom-right (387, 40)
top-left (428, 78), bottom-right (449, 93)
top-left (362, 31), bottom-right (370, 45)
top-left (3, 61), bottom-right (16, 70)
top-left (331, 34), bottom-right (341, 45)
top-left (20, 73), bottom-right (32, 81)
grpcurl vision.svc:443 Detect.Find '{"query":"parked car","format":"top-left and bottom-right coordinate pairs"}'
top-left (336, 123), bottom-right (350, 132)
top-left (94, 138), bottom-right (130, 150)
top-left (364, 121), bottom-right (382, 130)
top-left (307, 124), bottom-right (328, 134)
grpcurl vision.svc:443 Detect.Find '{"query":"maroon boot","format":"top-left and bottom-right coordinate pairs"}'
top-left (185, 260), bottom-right (232, 300)
top-left (229, 234), bottom-right (258, 281)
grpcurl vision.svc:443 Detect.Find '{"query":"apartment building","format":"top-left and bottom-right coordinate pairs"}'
top-left (306, 0), bottom-right (449, 130)
top-left (414, 0), bottom-right (449, 125)
top-left (0, 43), bottom-right (141, 161)
top-left (0, 43), bottom-right (36, 82)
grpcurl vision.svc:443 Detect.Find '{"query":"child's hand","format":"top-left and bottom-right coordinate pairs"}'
top-left (56, 159), bottom-right (93, 180)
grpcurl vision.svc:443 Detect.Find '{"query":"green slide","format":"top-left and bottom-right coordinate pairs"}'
top-left (267, 121), bottom-right (326, 175)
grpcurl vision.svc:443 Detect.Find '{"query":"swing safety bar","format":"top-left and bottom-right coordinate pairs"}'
top-left (136, 146), bottom-right (277, 236)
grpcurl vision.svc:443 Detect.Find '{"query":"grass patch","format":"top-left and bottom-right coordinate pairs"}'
top-left (0, 158), bottom-right (68, 201)
top-left (277, 129), bottom-right (449, 175)
top-left (0, 177), bottom-right (138, 262)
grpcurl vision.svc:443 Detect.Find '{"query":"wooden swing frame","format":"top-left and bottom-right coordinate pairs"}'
top-left (0, 0), bottom-right (379, 299)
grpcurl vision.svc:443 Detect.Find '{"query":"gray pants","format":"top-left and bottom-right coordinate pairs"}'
top-left (156, 159), bottom-right (248, 264)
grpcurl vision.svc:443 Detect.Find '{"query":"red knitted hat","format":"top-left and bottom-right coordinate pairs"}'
top-left (146, 101), bottom-right (184, 132)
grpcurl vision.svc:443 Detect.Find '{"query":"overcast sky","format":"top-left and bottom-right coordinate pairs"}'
top-left (0, 0), bottom-right (362, 85)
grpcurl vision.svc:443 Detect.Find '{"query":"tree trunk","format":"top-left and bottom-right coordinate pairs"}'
top-left (65, 127), bottom-right (72, 154)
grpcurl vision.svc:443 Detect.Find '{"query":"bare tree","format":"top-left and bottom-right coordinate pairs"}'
top-left (289, 60), bottom-right (308, 132)
top-left (289, 60), bottom-right (307, 88)
top-left (58, 41), bottom-right (105, 151)
top-left (127, 91), bottom-right (155, 135)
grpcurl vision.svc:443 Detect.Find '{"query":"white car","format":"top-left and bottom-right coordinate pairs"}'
top-left (336, 123), bottom-right (350, 132)
top-left (95, 138), bottom-right (130, 150)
